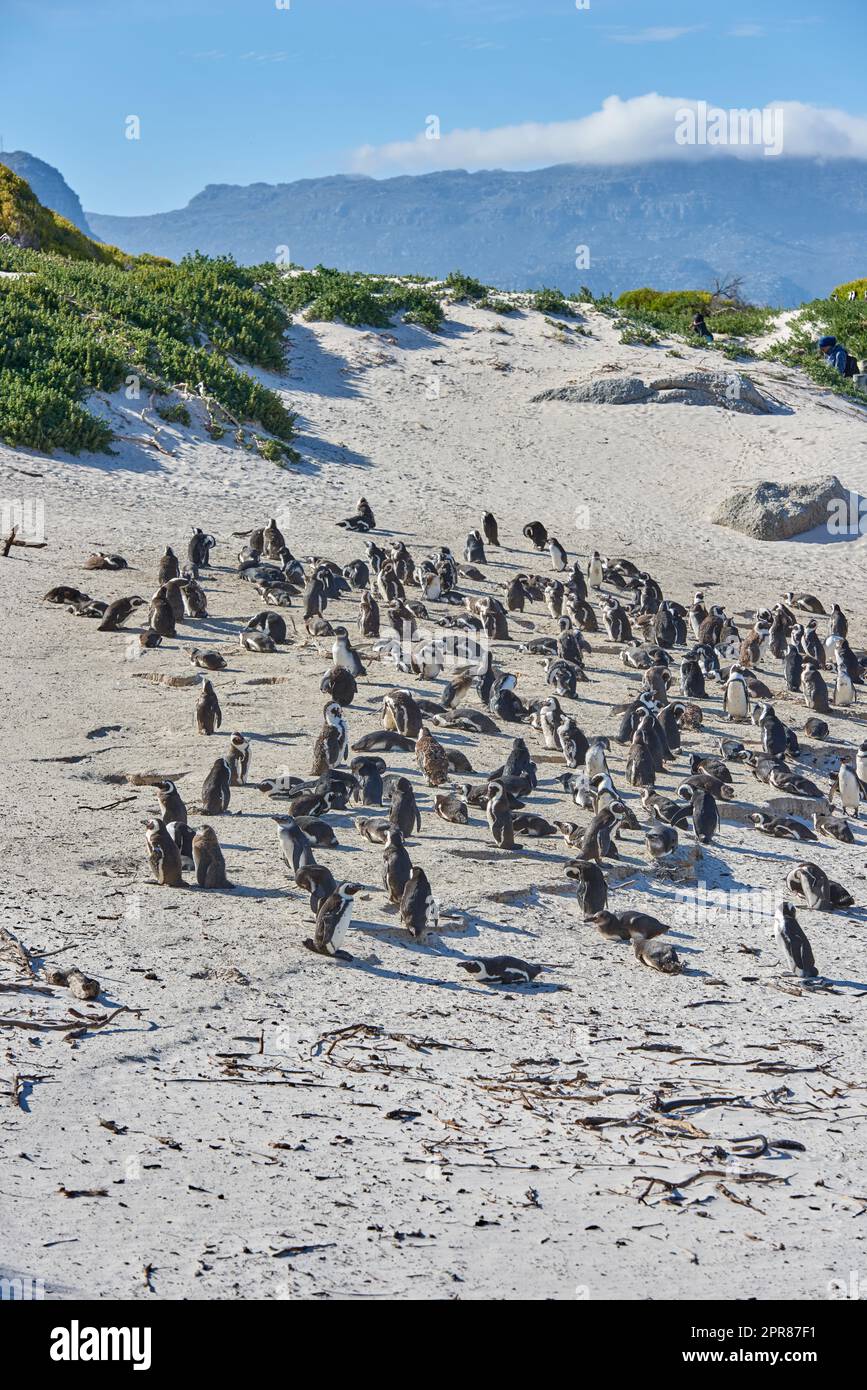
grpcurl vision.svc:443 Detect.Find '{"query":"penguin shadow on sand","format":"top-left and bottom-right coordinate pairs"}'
top-left (341, 921), bottom-right (497, 995)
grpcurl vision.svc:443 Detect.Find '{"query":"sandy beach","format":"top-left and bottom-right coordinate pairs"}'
top-left (2, 300), bottom-right (867, 1302)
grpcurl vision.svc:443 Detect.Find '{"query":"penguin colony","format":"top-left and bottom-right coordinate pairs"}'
top-left (42, 503), bottom-right (867, 985)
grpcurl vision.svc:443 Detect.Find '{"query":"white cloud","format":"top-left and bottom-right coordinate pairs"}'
top-left (610, 26), bottom-right (703, 44)
top-left (351, 94), bottom-right (867, 174)
top-left (729, 24), bottom-right (765, 38)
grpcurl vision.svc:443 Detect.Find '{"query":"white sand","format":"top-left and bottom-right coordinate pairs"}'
top-left (1, 302), bottom-right (866, 1302)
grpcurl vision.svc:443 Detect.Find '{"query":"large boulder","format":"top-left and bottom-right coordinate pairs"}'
top-left (711, 475), bottom-right (849, 541)
top-left (532, 370), bottom-right (781, 414)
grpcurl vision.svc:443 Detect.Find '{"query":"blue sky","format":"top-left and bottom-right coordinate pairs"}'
top-left (1, 0), bottom-right (864, 215)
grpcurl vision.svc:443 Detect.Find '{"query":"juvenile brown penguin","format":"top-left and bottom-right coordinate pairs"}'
top-left (196, 677), bottom-right (222, 735)
top-left (192, 825), bottom-right (233, 888)
top-left (157, 546), bottom-right (180, 584)
top-left (415, 726), bottom-right (450, 787)
top-left (149, 586), bottom-right (176, 638)
top-left (145, 817), bottom-right (184, 887)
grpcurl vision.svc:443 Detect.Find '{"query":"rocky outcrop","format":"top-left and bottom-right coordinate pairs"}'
top-left (711, 475), bottom-right (849, 541)
top-left (532, 370), bottom-right (781, 414)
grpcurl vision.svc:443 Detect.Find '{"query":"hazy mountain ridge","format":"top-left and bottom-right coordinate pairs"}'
top-left (0, 150), bottom-right (94, 236)
top-left (4, 152), bottom-right (866, 305)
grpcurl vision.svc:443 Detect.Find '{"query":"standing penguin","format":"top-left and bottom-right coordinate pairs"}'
top-left (145, 817), bottom-right (185, 887)
top-left (415, 726), bottom-right (450, 787)
top-left (188, 528), bottom-right (216, 568)
top-left (192, 825), bottom-right (233, 888)
top-left (548, 537), bottom-right (568, 572)
top-left (723, 668), bottom-right (749, 722)
top-left (196, 677), bottom-right (222, 735)
top-left (201, 757), bottom-right (232, 814)
top-left (382, 826), bottom-right (413, 905)
top-left (227, 732), bottom-right (252, 785)
top-left (833, 650), bottom-right (855, 707)
top-left (312, 701), bottom-right (349, 775)
top-left (685, 785), bottom-right (719, 845)
top-left (482, 512), bottom-right (499, 547)
top-left (389, 776), bottom-right (421, 837)
top-left (304, 883), bottom-right (362, 960)
top-left (834, 757), bottom-right (862, 818)
top-left (359, 589), bottom-right (380, 638)
top-left (262, 517), bottom-right (285, 559)
top-left (332, 626), bottom-right (366, 677)
top-left (464, 530), bottom-right (486, 565)
top-left (158, 546), bottom-right (180, 584)
top-left (626, 730), bottom-right (656, 789)
top-left (587, 551), bottom-right (604, 590)
top-left (274, 814), bottom-right (315, 875)
top-left (486, 781), bottom-right (515, 850)
top-left (801, 662), bottom-right (830, 714)
top-left (400, 865), bottom-right (438, 940)
top-left (149, 586), bottom-right (176, 638)
top-left (564, 859), bottom-right (608, 918)
top-left (783, 632), bottom-right (804, 691)
top-left (774, 901), bottom-right (818, 979)
top-left (156, 779), bottom-right (187, 827)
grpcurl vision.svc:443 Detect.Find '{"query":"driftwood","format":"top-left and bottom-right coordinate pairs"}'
top-left (1, 525), bottom-right (47, 557)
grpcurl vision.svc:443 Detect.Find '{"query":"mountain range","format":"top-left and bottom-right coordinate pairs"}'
top-left (2, 151), bottom-right (865, 306)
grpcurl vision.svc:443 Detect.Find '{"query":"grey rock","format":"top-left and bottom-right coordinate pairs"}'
top-left (711, 475), bottom-right (849, 541)
top-left (532, 370), bottom-right (780, 415)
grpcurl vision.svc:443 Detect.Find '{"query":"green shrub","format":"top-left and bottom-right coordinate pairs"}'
top-left (0, 247), bottom-right (297, 454)
top-left (155, 401), bottom-right (191, 426)
top-left (256, 263), bottom-right (443, 333)
top-left (831, 277), bottom-right (867, 301)
top-left (443, 269), bottom-right (487, 301)
top-left (614, 286), bottom-right (775, 340)
top-left (531, 287), bottom-right (576, 316)
top-left (478, 296), bottom-right (515, 315)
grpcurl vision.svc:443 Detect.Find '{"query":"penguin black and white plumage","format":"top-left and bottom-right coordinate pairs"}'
top-left (784, 590), bottom-right (826, 616)
top-left (558, 716), bottom-right (589, 770)
top-left (226, 732), bottom-right (251, 785)
top-left (196, 677), bottom-right (222, 735)
top-left (382, 826), bottom-right (413, 905)
top-left (548, 537), bottom-right (567, 572)
top-left (201, 757), bottom-right (232, 814)
top-left (723, 668), bottom-right (749, 721)
top-left (188, 528), bottom-right (216, 568)
top-left (165, 820), bottom-right (196, 872)
top-left (564, 859), bottom-right (608, 918)
top-left (304, 882), bottom-right (362, 959)
top-left (245, 610), bottom-right (288, 644)
top-left (813, 809), bottom-right (854, 844)
top-left (750, 812), bottom-right (817, 842)
top-left (145, 817), bottom-right (185, 887)
top-left (156, 779), bottom-right (187, 827)
top-left (181, 573), bottom-right (208, 619)
top-left (389, 777), bottom-right (421, 837)
top-left (783, 634), bottom-right (804, 692)
top-left (801, 662), bottom-right (830, 713)
top-left (331, 625), bottom-right (366, 678)
top-left (435, 791), bottom-right (469, 825)
top-left (486, 781), bottom-right (515, 850)
top-left (482, 512), bottom-right (500, 546)
top-left (274, 814), bottom-right (315, 876)
top-left (857, 741), bottom-right (867, 793)
top-left (537, 696), bottom-right (563, 749)
top-left (464, 530), bottom-right (486, 565)
top-left (400, 866), bottom-right (438, 940)
top-left (685, 785), bottom-right (718, 845)
top-left (350, 755), bottom-right (386, 806)
top-left (801, 621), bottom-right (826, 668)
top-left (312, 701), bottom-right (349, 775)
top-left (338, 498), bottom-right (375, 532)
top-left (785, 862), bottom-right (832, 911)
top-left (679, 657), bottom-right (706, 700)
top-left (190, 647), bottom-right (227, 671)
top-left (523, 521), bottom-right (548, 551)
top-left (292, 863), bottom-right (336, 917)
top-left (192, 825), bottom-right (233, 888)
top-left (833, 650), bottom-right (856, 707)
top-left (97, 595), bottom-right (146, 632)
top-left (758, 703), bottom-right (787, 758)
top-left (579, 807), bottom-right (620, 861)
top-left (587, 551), bottom-right (604, 590)
top-left (626, 731), bottom-right (656, 788)
top-left (632, 935), bottom-right (682, 974)
top-left (602, 598), bottom-right (632, 644)
top-left (645, 824), bottom-right (678, 860)
top-left (457, 956), bottom-right (542, 986)
top-left (241, 630), bottom-right (276, 653)
top-left (84, 551), bottom-right (127, 571)
top-left (774, 901), bottom-right (818, 979)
